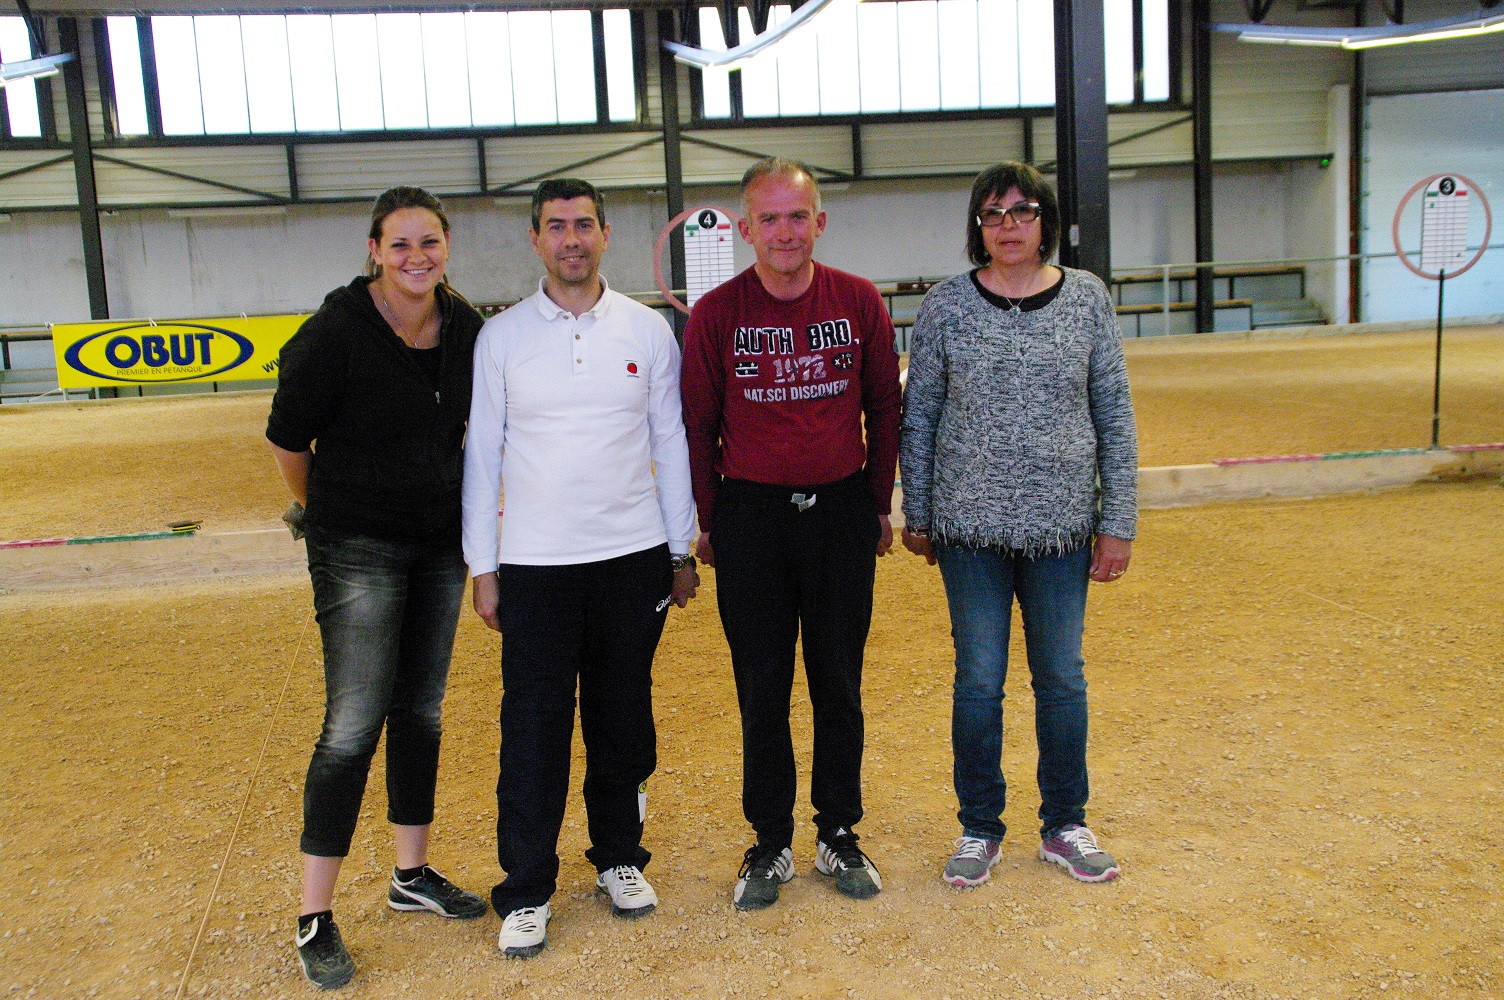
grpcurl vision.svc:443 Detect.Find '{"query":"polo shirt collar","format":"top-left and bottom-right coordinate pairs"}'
top-left (531, 274), bottom-right (614, 321)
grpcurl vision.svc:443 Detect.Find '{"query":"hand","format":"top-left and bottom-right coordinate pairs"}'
top-left (472, 572), bottom-right (501, 631)
top-left (876, 515), bottom-right (893, 556)
top-left (670, 565), bottom-right (700, 607)
top-left (1089, 534), bottom-right (1132, 583)
top-left (902, 526), bottom-right (937, 566)
top-left (695, 531), bottom-right (715, 568)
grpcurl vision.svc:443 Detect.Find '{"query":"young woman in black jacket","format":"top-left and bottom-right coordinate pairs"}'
top-left (267, 187), bottom-right (487, 989)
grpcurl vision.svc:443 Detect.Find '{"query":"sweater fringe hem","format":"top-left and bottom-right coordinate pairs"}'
top-left (930, 518), bottom-right (1096, 559)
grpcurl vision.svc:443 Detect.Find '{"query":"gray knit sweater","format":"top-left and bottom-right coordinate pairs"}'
top-left (898, 267), bottom-right (1138, 556)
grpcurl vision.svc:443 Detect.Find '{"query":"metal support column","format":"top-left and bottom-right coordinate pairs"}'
top-left (1052, 0), bottom-right (1112, 283)
top-left (1191, 0), bottom-right (1215, 333)
top-left (657, 10), bottom-right (688, 337)
top-left (59, 18), bottom-right (109, 320)
top-left (1347, 2), bottom-right (1367, 324)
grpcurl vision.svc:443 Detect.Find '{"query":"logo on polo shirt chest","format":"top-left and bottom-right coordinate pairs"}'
top-left (626, 360), bottom-right (640, 377)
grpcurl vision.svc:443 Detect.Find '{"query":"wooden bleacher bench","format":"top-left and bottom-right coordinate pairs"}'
top-left (1117, 298), bottom-right (1254, 315)
top-left (0, 367), bottom-right (65, 402)
top-left (1115, 264), bottom-right (1304, 285)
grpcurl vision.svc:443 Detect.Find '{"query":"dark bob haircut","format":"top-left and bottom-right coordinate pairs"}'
top-left (531, 178), bottom-right (606, 232)
top-left (965, 162), bottom-right (1061, 267)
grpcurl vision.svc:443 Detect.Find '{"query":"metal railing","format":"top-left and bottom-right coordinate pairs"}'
top-left (4, 244), bottom-right (1499, 403)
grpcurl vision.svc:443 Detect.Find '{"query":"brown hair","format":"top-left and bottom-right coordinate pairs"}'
top-left (965, 162), bottom-right (1060, 267)
top-left (365, 186), bottom-right (451, 279)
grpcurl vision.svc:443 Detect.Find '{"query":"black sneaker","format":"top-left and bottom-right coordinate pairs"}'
top-left (294, 913), bottom-right (354, 990)
top-left (733, 844), bottom-right (795, 911)
top-left (814, 828), bottom-right (882, 900)
top-left (388, 866), bottom-right (488, 919)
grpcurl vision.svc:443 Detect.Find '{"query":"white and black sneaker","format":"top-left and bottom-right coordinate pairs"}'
top-left (815, 828), bottom-right (882, 900)
top-left (498, 903), bottom-right (551, 959)
top-left (733, 844), bottom-right (795, 911)
top-left (295, 912), bottom-right (354, 990)
top-left (388, 865), bottom-right (488, 919)
top-left (596, 865), bottom-right (658, 918)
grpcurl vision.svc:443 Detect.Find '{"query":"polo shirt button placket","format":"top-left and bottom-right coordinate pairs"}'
top-left (571, 319), bottom-right (586, 375)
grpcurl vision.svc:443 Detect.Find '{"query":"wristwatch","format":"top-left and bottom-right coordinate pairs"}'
top-left (671, 553), bottom-right (696, 573)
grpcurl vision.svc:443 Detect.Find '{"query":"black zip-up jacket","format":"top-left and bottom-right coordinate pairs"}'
top-left (266, 277), bottom-right (484, 545)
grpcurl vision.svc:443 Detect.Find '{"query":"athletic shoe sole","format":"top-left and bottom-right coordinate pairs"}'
top-left (596, 884), bottom-right (656, 919)
top-left (1038, 843), bottom-right (1120, 882)
top-left (502, 941), bottom-right (547, 959)
top-left (943, 854), bottom-right (1001, 888)
top-left (298, 955), bottom-right (354, 991)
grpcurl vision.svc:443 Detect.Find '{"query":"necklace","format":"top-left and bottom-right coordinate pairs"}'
top-left (979, 265), bottom-right (1050, 312)
top-left (375, 284), bottom-right (437, 348)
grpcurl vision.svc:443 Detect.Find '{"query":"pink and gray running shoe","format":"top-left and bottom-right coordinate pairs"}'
top-left (1039, 824), bottom-right (1120, 882)
top-left (943, 836), bottom-right (1002, 888)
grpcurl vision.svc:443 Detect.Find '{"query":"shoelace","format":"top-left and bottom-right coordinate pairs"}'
top-left (1059, 826), bottom-right (1102, 854)
top-left (825, 838), bottom-right (869, 871)
top-left (607, 866), bottom-right (652, 898)
top-left (739, 846), bottom-right (783, 879)
top-left (504, 907), bottom-right (547, 934)
top-left (951, 836), bottom-right (995, 861)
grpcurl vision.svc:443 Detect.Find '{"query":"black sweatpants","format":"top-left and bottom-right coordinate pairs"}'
top-left (711, 473), bottom-right (880, 852)
top-left (491, 544), bottom-right (671, 916)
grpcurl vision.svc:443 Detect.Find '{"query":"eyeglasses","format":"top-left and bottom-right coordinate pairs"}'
top-left (976, 202), bottom-right (1042, 227)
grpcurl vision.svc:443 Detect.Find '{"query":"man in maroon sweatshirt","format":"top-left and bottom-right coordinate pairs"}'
top-left (680, 156), bottom-right (902, 912)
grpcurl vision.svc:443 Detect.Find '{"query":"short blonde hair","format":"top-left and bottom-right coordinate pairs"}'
top-left (739, 156), bottom-right (822, 215)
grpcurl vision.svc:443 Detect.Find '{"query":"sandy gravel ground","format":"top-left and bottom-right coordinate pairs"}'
top-left (0, 326), bottom-right (1499, 542)
top-left (1, 326), bottom-right (1502, 1000)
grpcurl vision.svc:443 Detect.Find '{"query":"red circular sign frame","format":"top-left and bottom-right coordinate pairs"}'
top-left (653, 205), bottom-right (743, 315)
top-left (1390, 172), bottom-right (1493, 280)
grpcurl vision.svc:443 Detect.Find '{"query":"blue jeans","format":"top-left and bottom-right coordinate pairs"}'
top-left (935, 542), bottom-right (1092, 841)
top-left (300, 526), bottom-right (467, 857)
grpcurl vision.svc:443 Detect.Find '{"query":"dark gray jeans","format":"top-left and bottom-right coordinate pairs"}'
top-left (300, 526), bottom-right (467, 857)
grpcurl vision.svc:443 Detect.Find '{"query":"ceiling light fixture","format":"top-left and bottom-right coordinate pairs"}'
top-left (1213, 8), bottom-right (1504, 49)
top-left (0, 52), bottom-right (74, 88)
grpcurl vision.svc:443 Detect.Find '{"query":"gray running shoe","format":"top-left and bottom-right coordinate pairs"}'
top-left (733, 844), bottom-right (795, 911)
top-left (1039, 824), bottom-right (1120, 882)
top-left (294, 913), bottom-right (354, 990)
top-left (814, 828), bottom-right (882, 900)
top-left (943, 836), bottom-right (1002, 888)
top-left (388, 865), bottom-right (488, 919)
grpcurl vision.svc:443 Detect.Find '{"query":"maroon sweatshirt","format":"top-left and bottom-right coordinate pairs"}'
top-left (681, 262), bottom-right (902, 528)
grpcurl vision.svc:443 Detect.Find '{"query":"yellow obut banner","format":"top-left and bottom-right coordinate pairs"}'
top-left (51, 314), bottom-right (310, 389)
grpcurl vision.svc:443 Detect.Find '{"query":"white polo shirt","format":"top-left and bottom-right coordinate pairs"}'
top-left (462, 276), bottom-right (698, 572)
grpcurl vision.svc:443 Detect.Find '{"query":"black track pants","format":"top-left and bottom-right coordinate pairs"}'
top-left (711, 473), bottom-right (879, 851)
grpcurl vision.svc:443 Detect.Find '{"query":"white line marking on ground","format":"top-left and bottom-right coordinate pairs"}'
top-left (1296, 589), bottom-right (1404, 636)
top-left (174, 609), bottom-right (314, 1000)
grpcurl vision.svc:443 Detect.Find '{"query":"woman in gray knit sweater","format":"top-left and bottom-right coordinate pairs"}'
top-left (898, 162), bottom-right (1138, 890)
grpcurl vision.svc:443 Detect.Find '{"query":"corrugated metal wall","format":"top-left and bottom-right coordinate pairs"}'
top-left (0, 3), bottom-right (1365, 212)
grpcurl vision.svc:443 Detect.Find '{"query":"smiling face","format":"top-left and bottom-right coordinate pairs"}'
top-left (368, 207), bottom-right (449, 299)
top-left (739, 171), bottom-right (827, 283)
top-left (531, 196), bottom-right (610, 289)
top-left (979, 186), bottom-right (1044, 270)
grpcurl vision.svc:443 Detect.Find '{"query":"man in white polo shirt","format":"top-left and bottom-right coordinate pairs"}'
top-left (463, 178), bottom-right (699, 959)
